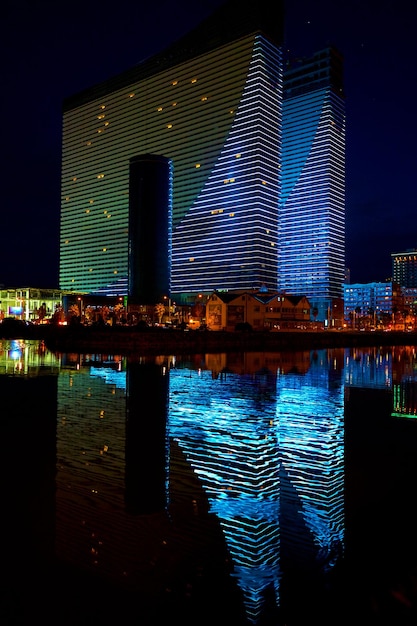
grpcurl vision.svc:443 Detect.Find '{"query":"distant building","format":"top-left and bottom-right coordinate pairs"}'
top-left (343, 282), bottom-right (404, 328)
top-left (391, 249), bottom-right (417, 288)
top-left (0, 287), bottom-right (64, 323)
top-left (280, 47), bottom-right (346, 321)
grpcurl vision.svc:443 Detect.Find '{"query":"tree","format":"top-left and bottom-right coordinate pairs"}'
top-left (155, 303), bottom-right (165, 324)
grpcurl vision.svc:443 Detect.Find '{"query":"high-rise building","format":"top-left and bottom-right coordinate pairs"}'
top-left (391, 248), bottom-right (417, 288)
top-left (60, 0), bottom-right (284, 302)
top-left (279, 48), bottom-right (346, 319)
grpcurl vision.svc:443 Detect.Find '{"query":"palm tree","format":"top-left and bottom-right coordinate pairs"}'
top-left (154, 303), bottom-right (165, 324)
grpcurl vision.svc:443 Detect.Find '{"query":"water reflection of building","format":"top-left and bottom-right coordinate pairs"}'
top-left (277, 356), bottom-right (345, 617)
top-left (0, 338), bottom-right (61, 375)
top-left (169, 366), bottom-right (281, 624)
top-left (344, 346), bottom-right (417, 419)
top-left (7, 341), bottom-right (417, 623)
top-left (169, 350), bottom-right (345, 624)
top-left (58, 348), bottom-right (345, 624)
top-left (2, 346), bottom-right (58, 621)
top-left (205, 350), bottom-right (313, 378)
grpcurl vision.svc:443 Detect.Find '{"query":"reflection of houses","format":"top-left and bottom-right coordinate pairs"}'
top-left (206, 290), bottom-right (312, 331)
top-left (205, 351), bottom-right (313, 377)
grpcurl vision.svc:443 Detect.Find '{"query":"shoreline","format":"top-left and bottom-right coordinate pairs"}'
top-left (2, 325), bottom-right (416, 355)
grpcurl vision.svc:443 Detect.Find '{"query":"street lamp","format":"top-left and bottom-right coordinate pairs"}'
top-left (163, 295), bottom-right (171, 322)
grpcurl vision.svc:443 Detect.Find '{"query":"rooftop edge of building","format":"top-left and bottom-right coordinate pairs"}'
top-left (62, 0), bottom-right (285, 112)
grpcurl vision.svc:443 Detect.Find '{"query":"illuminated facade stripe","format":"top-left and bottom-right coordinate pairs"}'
top-left (279, 49), bottom-right (345, 305)
top-left (172, 36), bottom-right (281, 294)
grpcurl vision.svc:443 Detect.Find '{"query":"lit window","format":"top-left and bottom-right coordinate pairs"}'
top-left (191, 78), bottom-right (197, 83)
top-left (104, 121), bottom-right (109, 126)
top-left (172, 80), bottom-right (178, 86)
top-left (229, 213), bottom-right (234, 217)
top-left (100, 105), bottom-right (105, 110)
top-left (97, 114), bottom-right (105, 119)
top-left (167, 124), bottom-right (173, 129)
top-left (65, 196), bottom-right (70, 201)
top-left (189, 258), bottom-right (194, 262)
top-left (72, 177), bottom-right (77, 181)
top-left (201, 96), bottom-right (207, 101)
top-left (128, 93), bottom-right (135, 98)
top-left (262, 180), bottom-right (267, 185)
top-left (235, 153), bottom-right (241, 158)
top-left (113, 270), bottom-right (118, 274)
top-left (102, 248), bottom-right (107, 252)
top-left (86, 141), bottom-right (92, 146)
top-left (97, 173), bottom-right (104, 179)
top-left (195, 164), bottom-right (201, 168)
top-left (85, 209), bottom-right (90, 214)
top-left (89, 268), bottom-right (93, 272)
top-left (172, 102), bottom-right (177, 106)
top-left (157, 106), bottom-right (163, 111)
top-left (89, 199), bottom-right (94, 204)
top-left (97, 129), bottom-right (103, 133)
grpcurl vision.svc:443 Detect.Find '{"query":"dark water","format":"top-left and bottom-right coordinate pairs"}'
top-left (2, 340), bottom-right (417, 625)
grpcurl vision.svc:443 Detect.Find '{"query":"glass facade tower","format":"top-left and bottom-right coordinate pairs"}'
top-left (59, 1), bottom-right (284, 299)
top-left (279, 48), bottom-right (345, 316)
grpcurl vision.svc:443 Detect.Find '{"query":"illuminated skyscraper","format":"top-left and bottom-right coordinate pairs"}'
top-left (60, 1), bottom-right (284, 300)
top-left (391, 248), bottom-right (417, 288)
top-left (279, 48), bottom-right (345, 319)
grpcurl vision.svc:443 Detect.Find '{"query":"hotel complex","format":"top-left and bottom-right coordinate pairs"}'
top-left (58, 0), bottom-right (345, 320)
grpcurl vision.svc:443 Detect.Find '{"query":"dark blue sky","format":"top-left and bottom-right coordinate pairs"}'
top-left (1, 0), bottom-right (415, 287)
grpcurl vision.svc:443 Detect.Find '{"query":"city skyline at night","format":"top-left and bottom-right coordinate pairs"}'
top-left (2, 0), bottom-right (414, 289)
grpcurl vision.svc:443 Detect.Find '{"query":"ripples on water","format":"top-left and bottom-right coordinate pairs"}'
top-left (2, 340), bottom-right (417, 625)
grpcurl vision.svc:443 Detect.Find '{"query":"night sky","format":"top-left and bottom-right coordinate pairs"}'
top-left (2, 0), bottom-right (415, 288)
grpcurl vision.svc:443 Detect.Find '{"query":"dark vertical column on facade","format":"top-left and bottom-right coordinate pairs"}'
top-left (128, 154), bottom-right (172, 304)
top-left (124, 360), bottom-right (169, 514)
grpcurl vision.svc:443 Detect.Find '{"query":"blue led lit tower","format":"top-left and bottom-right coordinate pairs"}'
top-left (279, 48), bottom-right (345, 321)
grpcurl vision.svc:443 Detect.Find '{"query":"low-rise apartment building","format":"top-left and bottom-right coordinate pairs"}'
top-left (205, 290), bottom-right (312, 331)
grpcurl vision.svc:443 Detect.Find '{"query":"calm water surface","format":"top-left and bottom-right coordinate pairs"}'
top-left (2, 340), bottom-right (417, 625)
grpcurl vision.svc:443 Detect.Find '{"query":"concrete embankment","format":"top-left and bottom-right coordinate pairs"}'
top-left (37, 326), bottom-right (417, 355)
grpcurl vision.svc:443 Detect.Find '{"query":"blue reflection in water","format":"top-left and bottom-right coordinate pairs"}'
top-left (169, 367), bottom-right (282, 624)
top-left (3, 341), bottom-right (417, 624)
top-left (169, 354), bottom-right (344, 624)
